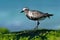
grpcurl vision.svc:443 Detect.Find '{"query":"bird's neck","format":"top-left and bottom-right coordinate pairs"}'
top-left (24, 10), bottom-right (29, 13)
top-left (26, 11), bottom-right (33, 17)
top-left (25, 11), bottom-right (30, 15)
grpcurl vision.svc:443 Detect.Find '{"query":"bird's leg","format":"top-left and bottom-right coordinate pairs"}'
top-left (34, 21), bottom-right (40, 30)
top-left (36, 21), bottom-right (40, 29)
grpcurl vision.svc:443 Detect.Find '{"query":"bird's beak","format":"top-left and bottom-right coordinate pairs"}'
top-left (20, 10), bottom-right (24, 13)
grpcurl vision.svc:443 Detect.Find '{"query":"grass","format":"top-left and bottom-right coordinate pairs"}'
top-left (0, 29), bottom-right (60, 40)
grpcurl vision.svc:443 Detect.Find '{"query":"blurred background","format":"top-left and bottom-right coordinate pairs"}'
top-left (0, 0), bottom-right (60, 32)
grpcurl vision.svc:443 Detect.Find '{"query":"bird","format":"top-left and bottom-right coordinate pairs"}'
top-left (20, 7), bottom-right (53, 29)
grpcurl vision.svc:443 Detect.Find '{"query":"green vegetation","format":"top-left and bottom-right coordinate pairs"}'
top-left (0, 28), bottom-right (60, 40)
top-left (0, 27), bottom-right (9, 34)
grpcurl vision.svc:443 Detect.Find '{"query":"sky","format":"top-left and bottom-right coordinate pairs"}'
top-left (0, 0), bottom-right (60, 32)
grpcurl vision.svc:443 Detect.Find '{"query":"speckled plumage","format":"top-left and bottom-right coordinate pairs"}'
top-left (20, 7), bottom-right (53, 29)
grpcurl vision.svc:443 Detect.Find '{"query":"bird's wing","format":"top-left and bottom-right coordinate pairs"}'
top-left (31, 10), bottom-right (44, 14)
top-left (31, 10), bottom-right (44, 18)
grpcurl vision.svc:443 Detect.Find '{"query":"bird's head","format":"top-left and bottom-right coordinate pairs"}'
top-left (20, 7), bottom-right (29, 13)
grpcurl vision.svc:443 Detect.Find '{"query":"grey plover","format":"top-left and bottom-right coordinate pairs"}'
top-left (20, 7), bottom-right (53, 29)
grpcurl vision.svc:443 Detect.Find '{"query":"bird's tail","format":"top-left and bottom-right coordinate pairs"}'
top-left (45, 13), bottom-right (53, 18)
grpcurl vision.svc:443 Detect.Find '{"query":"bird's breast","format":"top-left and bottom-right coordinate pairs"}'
top-left (26, 14), bottom-right (40, 21)
top-left (28, 11), bottom-right (33, 17)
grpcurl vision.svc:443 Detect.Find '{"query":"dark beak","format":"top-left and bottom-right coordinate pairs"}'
top-left (20, 11), bottom-right (24, 13)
